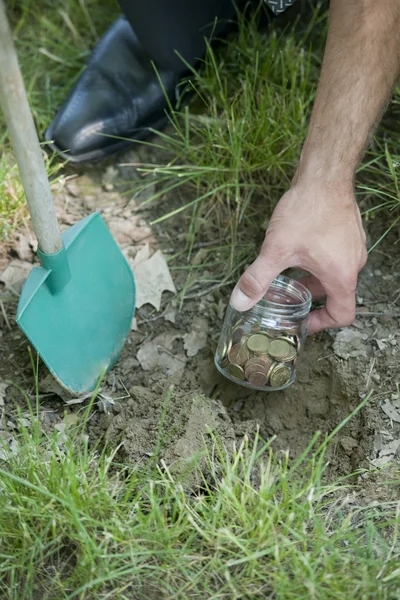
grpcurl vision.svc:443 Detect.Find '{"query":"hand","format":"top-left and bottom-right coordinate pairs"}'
top-left (230, 182), bottom-right (368, 334)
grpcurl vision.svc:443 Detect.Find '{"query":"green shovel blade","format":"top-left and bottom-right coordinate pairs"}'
top-left (16, 212), bottom-right (135, 393)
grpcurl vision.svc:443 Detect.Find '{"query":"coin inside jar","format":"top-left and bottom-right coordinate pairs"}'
top-left (267, 339), bottom-right (294, 360)
top-left (278, 344), bottom-right (297, 362)
top-left (244, 357), bottom-right (272, 379)
top-left (246, 333), bottom-right (271, 354)
top-left (226, 363), bottom-right (245, 381)
top-left (269, 364), bottom-right (292, 387)
top-left (228, 341), bottom-right (250, 366)
top-left (248, 371), bottom-right (267, 387)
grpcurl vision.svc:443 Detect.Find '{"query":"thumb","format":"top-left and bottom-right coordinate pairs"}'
top-left (230, 253), bottom-right (284, 312)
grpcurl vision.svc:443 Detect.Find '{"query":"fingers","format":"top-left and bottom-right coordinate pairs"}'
top-left (230, 253), bottom-right (286, 312)
top-left (307, 289), bottom-right (356, 334)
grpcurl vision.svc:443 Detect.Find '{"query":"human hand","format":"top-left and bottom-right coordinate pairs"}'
top-left (230, 182), bottom-right (368, 334)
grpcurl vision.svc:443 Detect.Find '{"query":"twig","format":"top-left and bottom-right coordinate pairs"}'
top-left (184, 279), bottom-right (235, 300)
top-left (366, 357), bottom-right (376, 390)
top-left (0, 301), bottom-right (11, 330)
top-left (158, 346), bottom-right (186, 363)
top-left (356, 311), bottom-right (400, 317)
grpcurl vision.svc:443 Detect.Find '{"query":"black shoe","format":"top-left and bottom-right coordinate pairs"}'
top-left (44, 16), bottom-right (178, 163)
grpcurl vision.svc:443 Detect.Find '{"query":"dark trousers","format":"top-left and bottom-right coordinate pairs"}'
top-left (118, 0), bottom-right (238, 74)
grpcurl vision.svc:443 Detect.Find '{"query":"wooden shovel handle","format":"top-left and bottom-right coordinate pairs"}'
top-left (0, 0), bottom-right (62, 255)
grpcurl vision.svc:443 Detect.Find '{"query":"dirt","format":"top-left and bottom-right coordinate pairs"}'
top-left (1, 149), bottom-right (400, 497)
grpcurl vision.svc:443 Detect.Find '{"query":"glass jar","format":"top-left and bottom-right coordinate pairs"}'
top-left (215, 275), bottom-right (312, 391)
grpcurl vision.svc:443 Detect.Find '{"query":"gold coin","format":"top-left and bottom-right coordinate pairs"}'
top-left (268, 339), bottom-right (293, 360)
top-left (279, 345), bottom-right (297, 363)
top-left (226, 363), bottom-right (245, 381)
top-left (277, 334), bottom-right (297, 348)
top-left (278, 334), bottom-right (301, 352)
top-left (248, 371), bottom-right (268, 387)
top-left (228, 342), bottom-right (249, 366)
top-left (269, 364), bottom-right (292, 388)
top-left (266, 361), bottom-right (278, 383)
top-left (246, 334), bottom-right (271, 354)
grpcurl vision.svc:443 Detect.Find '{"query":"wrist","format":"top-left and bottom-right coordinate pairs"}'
top-left (290, 170), bottom-right (356, 206)
top-left (293, 154), bottom-right (355, 195)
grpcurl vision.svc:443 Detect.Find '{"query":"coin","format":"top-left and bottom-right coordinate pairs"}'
top-left (220, 356), bottom-right (230, 369)
top-left (226, 363), bottom-right (245, 381)
top-left (245, 356), bottom-right (270, 369)
top-left (245, 363), bottom-right (265, 380)
top-left (248, 371), bottom-right (267, 387)
top-left (266, 361), bottom-right (278, 383)
top-left (279, 345), bottom-right (297, 362)
top-left (277, 334), bottom-right (296, 347)
top-left (269, 364), bottom-right (292, 387)
top-left (244, 356), bottom-right (273, 379)
top-left (268, 339), bottom-right (293, 360)
top-left (246, 333), bottom-right (271, 354)
top-left (228, 342), bottom-right (250, 366)
top-left (232, 326), bottom-right (246, 345)
top-left (277, 334), bottom-right (300, 351)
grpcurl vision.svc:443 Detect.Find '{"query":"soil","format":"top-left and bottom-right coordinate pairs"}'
top-left (1, 146), bottom-right (400, 499)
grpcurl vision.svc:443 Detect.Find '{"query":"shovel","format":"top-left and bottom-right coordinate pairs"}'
top-left (0, 1), bottom-right (136, 393)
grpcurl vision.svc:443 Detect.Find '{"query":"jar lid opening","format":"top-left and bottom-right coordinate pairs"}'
top-left (255, 275), bottom-right (312, 316)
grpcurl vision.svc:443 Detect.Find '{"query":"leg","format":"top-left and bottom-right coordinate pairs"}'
top-left (119, 0), bottom-right (236, 73)
top-left (45, 0), bottom-right (238, 162)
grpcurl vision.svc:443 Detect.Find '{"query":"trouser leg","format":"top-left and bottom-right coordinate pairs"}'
top-left (118, 0), bottom-right (237, 74)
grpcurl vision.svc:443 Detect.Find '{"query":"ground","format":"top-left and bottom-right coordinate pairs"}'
top-left (1, 2), bottom-right (400, 598)
top-left (2, 149), bottom-right (400, 488)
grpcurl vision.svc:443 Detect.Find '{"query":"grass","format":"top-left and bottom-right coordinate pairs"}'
top-left (123, 4), bottom-right (400, 273)
top-left (127, 6), bottom-right (325, 271)
top-left (1, 5), bottom-right (400, 597)
top-left (0, 388), bottom-right (400, 599)
top-left (0, 0), bottom-right (118, 239)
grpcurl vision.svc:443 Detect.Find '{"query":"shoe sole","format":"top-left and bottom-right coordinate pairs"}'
top-left (44, 116), bottom-right (169, 164)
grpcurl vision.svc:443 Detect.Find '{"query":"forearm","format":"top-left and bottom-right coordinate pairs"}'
top-left (296, 0), bottom-right (400, 187)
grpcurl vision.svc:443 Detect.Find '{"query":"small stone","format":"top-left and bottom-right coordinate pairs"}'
top-left (376, 339), bottom-right (387, 351)
top-left (381, 402), bottom-right (400, 423)
top-left (340, 436), bottom-right (358, 454)
top-left (0, 260), bottom-right (33, 294)
top-left (374, 269), bottom-right (382, 276)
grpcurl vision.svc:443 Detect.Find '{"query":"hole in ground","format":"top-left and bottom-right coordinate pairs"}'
top-left (203, 337), bottom-right (369, 478)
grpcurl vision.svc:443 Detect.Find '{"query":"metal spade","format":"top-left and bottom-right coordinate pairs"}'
top-left (0, 1), bottom-right (136, 393)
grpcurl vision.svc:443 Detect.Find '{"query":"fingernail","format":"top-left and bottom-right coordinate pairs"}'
top-left (230, 288), bottom-right (252, 312)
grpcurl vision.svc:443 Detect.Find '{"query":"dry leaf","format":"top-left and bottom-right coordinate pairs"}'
top-left (164, 301), bottom-right (177, 324)
top-left (381, 402), bottom-right (400, 423)
top-left (39, 374), bottom-right (91, 404)
top-left (107, 216), bottom-right (152, 246)
top-left (0, 381), bottom-right (8, 407)
top-left (133, 250), bottom-right (176, 311)
top-left (137, 333), bottom-right (185, 374)
top-left (0, 431), bottom-right (18, 460)
top-left (0, 259), bottom-right (33, 294)
top-left (132, 243), bottom-right (151, 268)
top-left (333, 328), bottom-right (368, 360)
top-left (183, 317), bottom-right (209, 358)
top-left (97, 394), bottom-right (115, 413)
top-left (14, 233), bottom-right (34, 261)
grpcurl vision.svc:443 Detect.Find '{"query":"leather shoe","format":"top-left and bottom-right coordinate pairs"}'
top-left (44, 16), bottom-right (178, 163)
